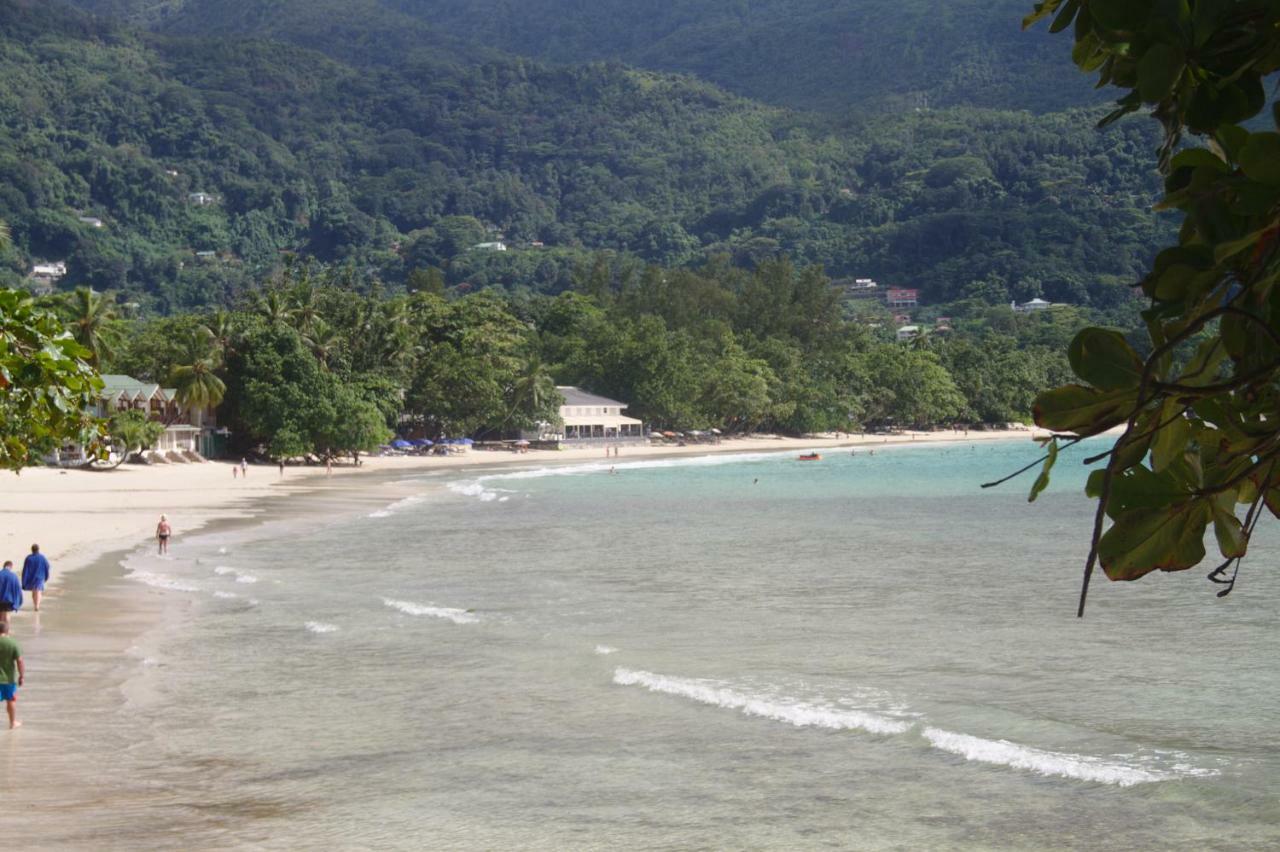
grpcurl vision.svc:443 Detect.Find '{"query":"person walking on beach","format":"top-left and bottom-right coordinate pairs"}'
top-left (156, 515), bottom-right (172, 555)
top-left (21, 545), bottom-right (49, 612)
top-left (240, 458), bottom-right (248, 477)
top-left (233, 464), bottom-right (238, 479)
top-left (0, 622), bottom-right (25, 730)
top-left (0, 562), bottom-right (21, 628)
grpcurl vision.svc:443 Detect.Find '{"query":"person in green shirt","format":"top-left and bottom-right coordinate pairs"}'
top-left (0, 622), bottom-right (24, 730)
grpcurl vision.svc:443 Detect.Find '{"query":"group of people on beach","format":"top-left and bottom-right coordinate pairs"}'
top-left (0, 544), bottom-right (51, 730)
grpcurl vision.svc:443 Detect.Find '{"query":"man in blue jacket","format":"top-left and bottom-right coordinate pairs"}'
top-left (22, 545), bottom-right (49, 612)
top-left (0, 561), bottom-right (21, 628)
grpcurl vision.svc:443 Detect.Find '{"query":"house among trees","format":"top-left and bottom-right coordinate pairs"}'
top-left (886, 288), bottom-right (919, 309)
top-left (77, 216), bottom-right (104, 228)
top-left (539, 386), bottom-right (644, 444)
top-left (96, 375), bottom-right (219, 460)
top-left (896, 325), bottom-right (920, 342)
top-left (188, 192), bottom-right (217, 206)
top-left (471, 241), bottom-right (508, 251)
top-left (1012, 298), bottom-right (1053, 313)
top-left (28, 261), bottom-right (67, 294)
top-left (839, 277), bottom-right (880, 300)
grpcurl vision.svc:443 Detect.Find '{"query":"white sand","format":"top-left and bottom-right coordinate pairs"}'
top-left (0, 428), bottom-right (1048, 586)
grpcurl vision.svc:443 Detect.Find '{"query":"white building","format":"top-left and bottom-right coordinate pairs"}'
top-left (188, 192), bottom-right (217, 206)
top-left (537, 386), bottom-right (644, 443)
top-left (896, 325), bottom-right (920, 342)
top-left (471, 241), bottom-right (508, 251)
top-left (78, 216), bottom-right (104, 228)
top-left (1013, 298), bottom-right (1053, 313)
top-left (28, 261), bottom-right (67, 295)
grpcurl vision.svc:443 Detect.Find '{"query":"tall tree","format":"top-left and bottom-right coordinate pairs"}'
top-left (169, 329), bottom-right (227, 413)
top-left (65, 287), bottom-right (123, 370)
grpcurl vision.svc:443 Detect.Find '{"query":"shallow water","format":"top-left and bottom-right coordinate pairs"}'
top-left (44, 442), bottom-right (1280, 847)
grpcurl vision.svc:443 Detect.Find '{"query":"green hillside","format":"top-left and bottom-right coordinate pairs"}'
top-left (3, 0), bottom-right (1165, 314)
top-left (71, 0), bottom-right (1103, 113)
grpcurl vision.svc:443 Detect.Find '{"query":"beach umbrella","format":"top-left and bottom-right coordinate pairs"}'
top-left (411, 438), bottom-right (433, 446)
top-left (460, 437), bottom-right (475, 445)
top-left (391, 439), bottom-right (413, 449)
top-left (710, 428), bottom-right (722, 435)
top-left (648, 431), bottom-right (663, 438)
top-left (515, 439), bottom-right (530, 446)
top-left (661, 431), bottom-right (677, 438)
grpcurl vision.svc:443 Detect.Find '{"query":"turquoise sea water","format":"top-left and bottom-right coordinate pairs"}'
top-left (99, 441), bottom-right (1280, 847)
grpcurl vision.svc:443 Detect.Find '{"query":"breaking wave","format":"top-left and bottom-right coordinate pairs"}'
top-left (304, 621), bottom-right (339, 634)
top-left (382, 598), bottom-right (479, 624)
top-left (613, 667), bottom-right (911, 736)
top-left (613, 667), bottom-right (1217, 786)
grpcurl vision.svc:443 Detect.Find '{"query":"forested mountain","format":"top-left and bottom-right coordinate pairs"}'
top-left (70, 0), bottom-right (1103, 113)
top-left (3, 0), bottom-right (1166, 315)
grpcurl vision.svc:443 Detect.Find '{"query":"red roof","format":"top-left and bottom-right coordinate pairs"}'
top-left (886, 288), bottom-right (918, 299)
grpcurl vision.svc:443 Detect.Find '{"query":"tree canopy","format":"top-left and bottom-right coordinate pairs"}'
top-left (1018, 0), bottom-right (1280, 611)
top-left (0, 288), bottom-right (103, 470)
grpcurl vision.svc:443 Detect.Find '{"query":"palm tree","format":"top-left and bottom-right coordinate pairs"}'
top-left (304, 317), bottom-right (342, 370)
top-left (169, 330), bottom-right (226, 414)
top-left (254, 289), bottom-right (295, 327)
top-left (290, 283), bottom-right (321, 335)
top-left (201, 308), bottom-right (236, 359)
top-left (504, 351), bottom-right (559, 431)
top-left (0, 219), bottom-right (10, 251)
top-left (67, 286), bottom-right (123, 369)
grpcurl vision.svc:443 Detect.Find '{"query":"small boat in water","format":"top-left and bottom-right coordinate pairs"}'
top-left (798, 452), bottom-right (822, 461)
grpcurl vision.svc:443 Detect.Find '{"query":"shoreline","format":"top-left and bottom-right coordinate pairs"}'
top-left (0, 428), bottom-right (1051, 839)
top-left (0, 428), bottom-right (1050, 589)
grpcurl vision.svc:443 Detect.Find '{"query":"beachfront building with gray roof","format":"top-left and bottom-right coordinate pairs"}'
top-left (542, 386), bottom-right (645, 444)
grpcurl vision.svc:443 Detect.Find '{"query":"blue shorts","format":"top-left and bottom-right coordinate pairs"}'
top-left (0, 683), bottom-right (16, 702)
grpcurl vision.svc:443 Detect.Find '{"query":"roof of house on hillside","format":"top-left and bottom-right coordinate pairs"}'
top-left (99, 375), bottom-right (172, 400)
top-left (556, 385), bottom-right (627, 408)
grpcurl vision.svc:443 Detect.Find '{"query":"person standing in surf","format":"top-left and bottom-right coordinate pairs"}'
top-left (0, 622), bottom-right (24, 730)
top-left (21, 545), bottom-right (49, 612)
top-left (156, 515), bottom-right (172, 555)
top-left (0, 562), bottom-right (21, 627)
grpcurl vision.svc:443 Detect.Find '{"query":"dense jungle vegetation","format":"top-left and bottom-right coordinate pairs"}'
top-left (3, 0), bottom-right (1168, 314)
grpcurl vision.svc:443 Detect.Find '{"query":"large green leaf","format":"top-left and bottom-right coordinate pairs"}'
top-left (1137, 43), bottom-right (1185, 103)
top-left (1211, 493), bottom-right (1247, 558)
top-left (1150, 408), bottom-right (1191, 472)
top-left (1033, 384), bottom-right (1136, 435)
top-left (1240, 133), bottom-right (1280, 185)
top-left (1028, 437), bottom-right (1058, 502)
top-left (1067, 327), bottom-right (1144, 389)
top-left (1098, 500), bottom-right (1212, 580)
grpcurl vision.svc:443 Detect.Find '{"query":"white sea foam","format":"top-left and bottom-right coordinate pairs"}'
top-left (304, 621), bottom-right (339, 634)
top-left (234, 574), bottom-right (258, 584)
top-left (217, 547), bottom-right (228, 554)
top-left (613, 667), bottom-right (1213, 786)
top-left (382, 598), bottom-right (479, 624)
top-left (213, 591), bottom-right (238, 599)
top-left (125, 570), bottom-right (200, 593)
top-left (613, 668), bottom-right (911, 736)
top-left (594, 645), bottom-right (619, 655)
top-left (920, 728), bottom-right (1205, 787)
top-left (444, 451), bottom-right (796, 502)
top-left (369, 493), bottom-right (428, 518)
top-left (213, 565), bottom-right (235, 575)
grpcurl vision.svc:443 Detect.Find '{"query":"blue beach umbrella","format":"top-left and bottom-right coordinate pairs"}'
top-left (391, 439), bottom-right (413, 449)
